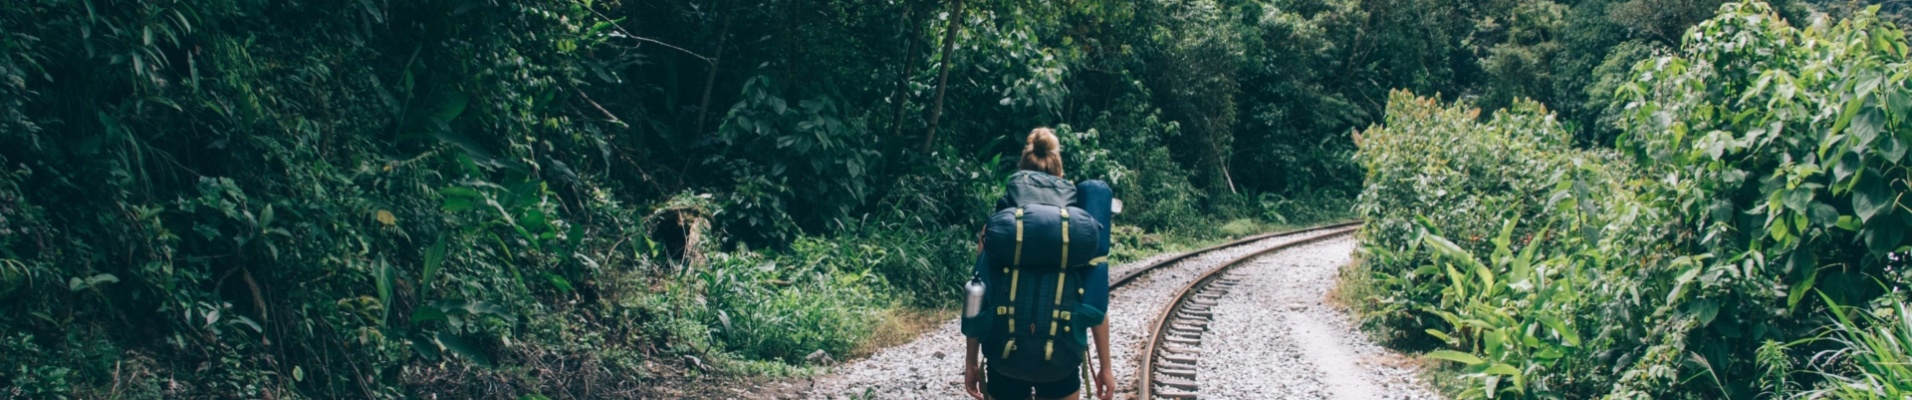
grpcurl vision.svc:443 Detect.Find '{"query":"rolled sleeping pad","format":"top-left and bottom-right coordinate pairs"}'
top-left (1076, 180), bottom-right (1113, 257)
top-left (983, 204), bottom-right (1103, 270)
top-left (1074, 180), bottom-right (1113, 324)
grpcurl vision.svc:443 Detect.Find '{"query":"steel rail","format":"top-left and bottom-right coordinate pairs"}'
top-left (1109, 220), bottom-right (1361, 289)
top-left (1132, 225), bottom-right (1360, 399)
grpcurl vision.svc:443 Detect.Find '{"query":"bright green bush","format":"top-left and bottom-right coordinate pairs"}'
top-left (1355, 3), bottom-right (1912, 398)
top-left (1356, 90), bottom-right (1667, 398)
top-left (696, 247), bottom-right (886, 364)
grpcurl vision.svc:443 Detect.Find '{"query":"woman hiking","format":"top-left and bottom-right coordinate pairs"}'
top-left (961, 128), bottom-right (1116, 400)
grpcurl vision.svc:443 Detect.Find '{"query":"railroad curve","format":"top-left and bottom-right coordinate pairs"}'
top-left (796, 222), bottom-right (1436, 400)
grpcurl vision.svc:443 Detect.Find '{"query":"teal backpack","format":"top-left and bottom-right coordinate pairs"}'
top-left (964, 171), bottom-right (1106, 382)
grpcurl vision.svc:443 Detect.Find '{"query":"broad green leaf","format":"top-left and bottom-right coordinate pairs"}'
top-left (1865, 223), bottom-right (1905, 255)
top-left (1426, 350), bottom-right (1484, 365)
top-left (1485, 332), bottom-right (1506, 359)
top-left (1423, 233), bottom-right (1471, 263)
top-left (436, 331), bottom-right (494, 367)
top-left (377, 260), bottom-right (395, 325)
top-left (1446, 262), bottom-right (1468, 300)
top-left (1882, 137), bottom-right (1908, 163)
top-left (1768, 214), bottom-right (1790, 242)
top-left (1834, 151), bottom-right (1862, 184)
top-left (423, 235), bottom-right (446, 288)
top-left (1783, 189), bottom-right (1813, 212)
top-left (1828, 91), bottom-right (1867, 155)
top-left (1686, 298), bottom-right (1720, 325)
top-left (1809, 203), bottom-right (1839, 227)
top-left (1668, 263), bottom-right (1702, 303)
top-left (1495, 218), bottom-right (1517, 249)
top-left (1482, 363), bottom-right (1521, 376)
top-left (1837, 215), bottom-right (1863, 231)
top-left (1478, 266), bottom-right (1500, 298)
top-left (1854, 171), bottom-right (1893, 222)
top-left (1852, 108), bottom-right (1886, 148)
top-left (68, 273), bottom-right (118, 291)
top-left (411, 305), bottom-right (447, 324)
top-left (1537, 315), bottom-right (1581, 347)
top-left (543, 272), bottom-right (574, 293)
top-left (1788, 267), bottom-right (1819, 311)
top-left (412, 335), bottom-right (442, 361)
top-left (1535, 347), bottom-right (1564, 360)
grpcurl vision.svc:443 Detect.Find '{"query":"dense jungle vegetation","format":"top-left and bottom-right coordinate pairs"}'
top-left (1351, 1), bottom-right (1912, 399)
top-left (1, 0), bottom-right (1906, 398)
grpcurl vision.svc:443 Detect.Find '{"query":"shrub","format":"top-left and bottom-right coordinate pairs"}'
top-left (1352, 3), bottom-right (1912, 398)
top-left (1355, 90), bottom-right (1665, 397)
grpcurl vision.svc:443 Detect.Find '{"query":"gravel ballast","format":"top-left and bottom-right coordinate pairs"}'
top-left (1188, 237), bottom-right (1438, 400)
top-left (801, 230), bottom-right (1435, 400)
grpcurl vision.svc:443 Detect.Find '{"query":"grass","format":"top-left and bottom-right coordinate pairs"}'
top-left (852, 307), bottom-right (958, 358)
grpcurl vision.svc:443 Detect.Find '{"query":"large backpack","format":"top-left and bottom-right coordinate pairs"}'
top-left (966, 171), bottom-right (1107, 382)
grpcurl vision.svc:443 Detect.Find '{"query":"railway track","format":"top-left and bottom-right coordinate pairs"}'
top-left (801, 220), bottom-right (1366, 399)
top-left (1131, 224), bottom-right (1361, 399)
top-left (1109, 221), bottom-right (1361, 290)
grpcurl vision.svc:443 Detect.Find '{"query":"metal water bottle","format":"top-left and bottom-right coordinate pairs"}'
top-left (963, 277), bottom-right (987, 318)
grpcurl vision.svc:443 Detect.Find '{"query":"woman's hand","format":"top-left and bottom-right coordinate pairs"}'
top-left (963, 361), bottom-right (984, 399)
top-left (1094, 366), bottom-right (1114, 400)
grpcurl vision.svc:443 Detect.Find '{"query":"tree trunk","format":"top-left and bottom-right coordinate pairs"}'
top-left (921, 0), bottom-right (966, 153)
top-left (890, 4), bottom-right (923, 141)
top-left (694, 3), bottom-right (732, 136)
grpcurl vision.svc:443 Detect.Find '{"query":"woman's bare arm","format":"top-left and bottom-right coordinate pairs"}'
top-left (1093, 321), bottom-right (1113, 399)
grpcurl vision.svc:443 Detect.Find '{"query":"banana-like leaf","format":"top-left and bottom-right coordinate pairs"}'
top-left (436, 331), bottom-right (494, 368)
top-left (1427, 349), bottom-right (1485, 365)
top-left (1482, 363), bottom-right (1521, 376)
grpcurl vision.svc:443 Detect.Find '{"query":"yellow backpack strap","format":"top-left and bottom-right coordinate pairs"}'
top-left (1007, 208), bottom-right (1022, 334)
top-left (1051, 207), bottom-right (1069, 338)
top-left (1012, 207), bottom-right (1025, 267)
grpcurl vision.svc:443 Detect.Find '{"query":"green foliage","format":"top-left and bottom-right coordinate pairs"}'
top-left (713, 76), bottom-right (880, 243)
top-left (4, 0), bottom-right (1642, 396)
top-left (1806, 297), bottom-right (1912, 399)
top-left (1147, 0), bottom-right (1244, 195)
top-left (696, 248), bottom-right (885, 363)
top-left (1357, 90), bottom-right (1656, 397)
top-left (1354, 3), bottom-right (1912, 399)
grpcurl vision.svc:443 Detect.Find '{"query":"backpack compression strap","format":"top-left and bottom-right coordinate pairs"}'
top-left (999, 207), bottom-right (1027, 360)
top-left (1007, 207), bottom-right (1023, 334)
top-left (1046, 207), bottom-right (1071, 360)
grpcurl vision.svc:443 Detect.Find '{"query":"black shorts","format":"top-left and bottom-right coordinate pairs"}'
top-left (985, 364), bottom-right (1080, 399)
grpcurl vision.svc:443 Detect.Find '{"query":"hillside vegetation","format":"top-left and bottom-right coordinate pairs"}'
top-left (4, 0), bottom-right (1901, 398)
top-left (1352, 2), bottom-right (1912, 398)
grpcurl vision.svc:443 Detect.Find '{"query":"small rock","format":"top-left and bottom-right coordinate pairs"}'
top-left (806, 349), bottom-right (836, 366)
top-left (931, 351), bottom-right (946, 359)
